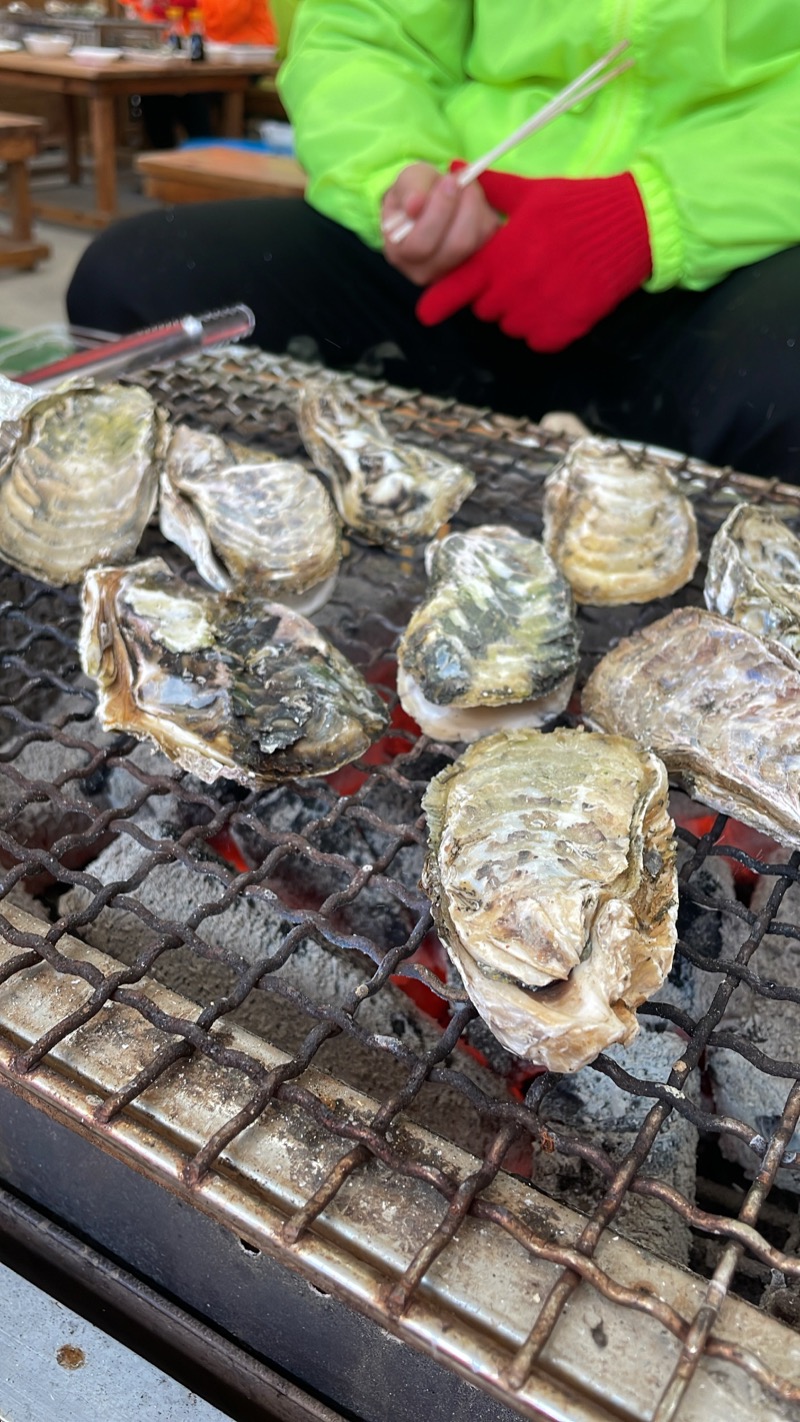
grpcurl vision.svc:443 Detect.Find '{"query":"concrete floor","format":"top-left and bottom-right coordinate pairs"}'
top-left (1, 162), bottom-right (160, 332)
top-left (0, 221), bottom-right (93, 331)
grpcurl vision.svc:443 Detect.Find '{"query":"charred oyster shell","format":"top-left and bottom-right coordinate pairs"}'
top-left (160, 424), bottom-right (342, 612)
top-left (296, 379), bottom-right (475, 548)
top-left (80, 558), bottom-right (388, 786)
top-left (582, 606), bottom-right (800, 849)
top-left (397, 525), bottom-right (579, 741)
top-left (0, 377), bottom-right (167, 586)
top-left (542, 436), bottom-right (699, 605)
top-left (421, 727), bottom-right (677, 1073)
top-left (704, 502), bottom-right (800, 655)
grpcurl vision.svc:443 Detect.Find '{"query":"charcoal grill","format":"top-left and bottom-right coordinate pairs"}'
top-left (2, 349), bottom-right (800, 1422)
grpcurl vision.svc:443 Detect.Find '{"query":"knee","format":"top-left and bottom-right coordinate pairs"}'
top-left (66, 212), bottom-right (178, 333)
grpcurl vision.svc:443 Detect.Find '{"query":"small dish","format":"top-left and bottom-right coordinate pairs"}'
top-left (22, 32), bottom-right (73, 56)
top-left (0, 39), bottom-right (22, 51)
top-left (71, 45), bottom-right (123, 65)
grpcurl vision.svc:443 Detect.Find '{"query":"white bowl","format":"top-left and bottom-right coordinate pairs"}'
top-left (71, 45), bottom-right (123, 65)
top-left (22, 32), bottom-right (73, 56)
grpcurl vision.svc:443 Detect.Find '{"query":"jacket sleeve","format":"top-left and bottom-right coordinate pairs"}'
top-left (277, 0), bottom-right (470, 247)
top-left (633, 63), bottom-right (800, 291)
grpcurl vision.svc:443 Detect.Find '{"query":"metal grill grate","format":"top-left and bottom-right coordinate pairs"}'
top-left (2, 349), bottom-right (800, 1421)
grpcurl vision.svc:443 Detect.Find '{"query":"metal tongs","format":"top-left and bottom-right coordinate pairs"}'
top-left (15, 303), bottom-right (256, 389)
top-left (383, 39), bottom-right (634, 245)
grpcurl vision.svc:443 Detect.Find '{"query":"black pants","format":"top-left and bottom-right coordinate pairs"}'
top-left (66, 197), bottom-right (800, 481)
top-left (139, 93), bottom-right (215, 151)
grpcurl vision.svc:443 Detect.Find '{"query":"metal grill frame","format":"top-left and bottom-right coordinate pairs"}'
top-left (2, 349), bottom-right (800, 1422)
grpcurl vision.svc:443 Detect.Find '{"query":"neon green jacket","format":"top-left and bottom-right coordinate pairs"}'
top-left (277, 0), bottom-right (800, 293)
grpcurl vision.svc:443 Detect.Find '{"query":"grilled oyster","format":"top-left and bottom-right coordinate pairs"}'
top-left (422, 727), bottom-right (677, 1073)
top-left (543, 436), bottom-right (699, 604)
top-left (80, 558), bottom-right (388, 786)
top-left (582, 606), bottom-right (800, 849)
top-left (0, 377), bottom-right (167, 585)
top-left (704, 503), bottom-right (800, 656)
top-left (161, 424), bottom-right (342, 612)
top-left (296, 380), bottom-right (475, 548)
top-left (397, 525), bottom-right (579, 741)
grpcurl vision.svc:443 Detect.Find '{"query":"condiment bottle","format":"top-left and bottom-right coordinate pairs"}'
top-left (188, 8), bottom-right (205, 61)
top-left (165, 6), bottom-right (184, 52)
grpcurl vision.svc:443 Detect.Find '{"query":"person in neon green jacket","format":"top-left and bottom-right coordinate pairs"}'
top-left (279, 0), bottom-right (800, 296)
top-left (67, 0), bottom-right (800, 479)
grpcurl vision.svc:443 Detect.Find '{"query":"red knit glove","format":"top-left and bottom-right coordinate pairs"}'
top-left (416, 167), bottom-right (652, 352)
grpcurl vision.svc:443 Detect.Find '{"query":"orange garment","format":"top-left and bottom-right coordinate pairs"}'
top-left (129, 0), bottom-right (276, 44)
top-left (200, 0), bottom-right (276, 44)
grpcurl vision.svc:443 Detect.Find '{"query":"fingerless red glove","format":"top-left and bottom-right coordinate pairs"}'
top-left (416, 167), bottom-right (652, 352)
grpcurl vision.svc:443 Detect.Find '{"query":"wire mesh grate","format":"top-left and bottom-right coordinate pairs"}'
top-left (1, 350), bottom-right (800, 1420)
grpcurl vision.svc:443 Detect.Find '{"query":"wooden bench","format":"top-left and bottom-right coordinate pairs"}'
top-left (0, 112), bottom-right (50, 270)
top-left (135, 145), bottom-right (306, 205)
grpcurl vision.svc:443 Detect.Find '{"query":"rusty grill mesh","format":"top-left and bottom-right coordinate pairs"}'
top-left (2, 349), bottom-right (800, 1420)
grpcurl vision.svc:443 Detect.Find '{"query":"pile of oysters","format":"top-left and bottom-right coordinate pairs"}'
top-left (0, 371), bottom-right (476, 787)
top-left (3, 364), bottom-right (798, 1077)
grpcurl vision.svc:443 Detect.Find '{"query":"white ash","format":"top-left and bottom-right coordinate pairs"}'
top-left (535, 1027), bottom-right (699, 1266)
top-left (705, 860), bottom-right (800, 1189)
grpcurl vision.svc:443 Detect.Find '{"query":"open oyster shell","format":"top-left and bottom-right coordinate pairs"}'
top-left (542, 436), bottom-right (699, 605)
top-left (704, 502), bottom-right (800, 655)
top-left (296, 380), bottom-right (475, 548)
top-left (80, 557), bottom-right (388, 786)
top-left (397, 525), bottom-right (579, 742)
top-left (160, 424), bottom-right (342, 613)
top-left (422, 728), bottom-right (677, 1073)
top-left (582, 606), bottom-right (800, 849)
top-left (0, 377), bottom-right (167, 586)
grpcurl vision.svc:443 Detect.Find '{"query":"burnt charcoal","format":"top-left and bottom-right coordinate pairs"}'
top-left (535, 1027), bottom-right (699, 1266)
top-left (57, 818), bottom-right (440, 1068)
top-left (0, 736), bottom-right (99, 889)
top-left (705, 858), bottom-right (800, 1190)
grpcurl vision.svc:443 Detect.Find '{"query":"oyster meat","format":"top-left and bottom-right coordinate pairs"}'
top-left (582, 606), bottom-right (800, 849)
top-left (0, 376), bottom-right (168, 585)
top-left (422, 727), bottom-right (677, 1073)
top-left (397, 525), bottom-right (579, 742)
top-left (80, 557), bottom-right (389, 786)
top-left (705, 502), bottom-right (800, 656)
top-left (543, 436), bottom-right (699, 604)
top-left (161, 423), bottom-right (342, 612)
top-left (296, 379), bottom-right (475, 548)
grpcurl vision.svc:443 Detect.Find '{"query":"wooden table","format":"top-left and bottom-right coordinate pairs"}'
top-left (0, 112), bottom-right (50, 268)
top-left (0, 50), bottom-right (276, 228)
top-left (137, 145), bottom-right (305, 204)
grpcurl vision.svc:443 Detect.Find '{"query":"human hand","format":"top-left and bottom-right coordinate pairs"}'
top-left (381, 162), bottom-right (501, 287)
top-left (416, 169), bottom-right (652, 352)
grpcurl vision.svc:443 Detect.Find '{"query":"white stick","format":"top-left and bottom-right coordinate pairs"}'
top-left (384, 39), bottom-right (633, 246)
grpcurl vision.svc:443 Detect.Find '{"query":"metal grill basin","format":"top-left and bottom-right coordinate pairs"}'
top-left (2, 350), bottom-right (800, 1422)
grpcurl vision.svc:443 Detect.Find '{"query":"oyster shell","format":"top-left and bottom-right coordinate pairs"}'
top-left (397, 525), bottom-right (579, 741)
top-left (704, 502), bottom-right (800, 655)
top-left (0, 377), bottom-right (167, 586)
top-left (160, 424), bottom-right (342, 612)
top-left (80, 557), bottom-right (388, 786)
top-left (296, 379), bottom-right (475, 548)
top-left (543, 436), bottom-right (699, 604)
top-left (421, 727), bottom-right (677, 1073)
top-left (582, 606), bottom-right (800, 849)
